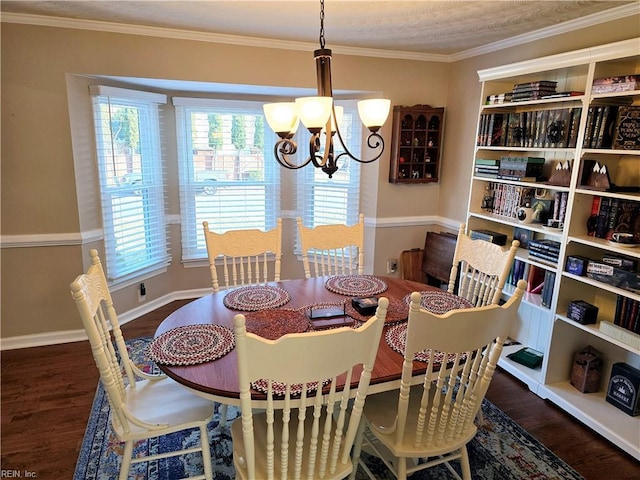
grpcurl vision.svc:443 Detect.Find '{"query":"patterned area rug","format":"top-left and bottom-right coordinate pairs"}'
top-left (74, 337), bottom-right (584, 480)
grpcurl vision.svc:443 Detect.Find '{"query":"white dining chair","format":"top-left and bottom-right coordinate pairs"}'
top-left (203, 218), bottom-right (283, 292)
top-left (297, 213), bottom-right (365, 278)
top-left (70, 249), bottom-right (214, 480)
top-left (350, 280), bottom-right (527, 480)
top-left (448, 223), bottom-right (519, 307)
top-left (231, 297), bottom-right (388, 480)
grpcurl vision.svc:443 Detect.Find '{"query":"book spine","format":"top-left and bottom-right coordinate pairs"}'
top-left (595, 197), bottom-right (611, 238)
top-left (529, 251), bottom-right (559, 264)
top-left (588, 196), bottom-right (601, 237)
top-left (605, 198), bottom-right (620, 240)
top-left (558, 192), bottom-right (569, 224)
top-left (615, 295), bottom-right (624, 325)
top-left (567, 107), bottom-right (582, 148)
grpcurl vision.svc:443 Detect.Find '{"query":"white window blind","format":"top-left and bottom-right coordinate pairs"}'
top-left (174, 98), bottom-right (280, 261)
top-left (296, 101), bottom-right (362, 238)
top-left (90, 85), bottom-right (170, 282)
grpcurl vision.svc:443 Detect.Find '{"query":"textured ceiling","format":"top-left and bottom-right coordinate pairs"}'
top-left (2, 1), bottom-right (638, 56)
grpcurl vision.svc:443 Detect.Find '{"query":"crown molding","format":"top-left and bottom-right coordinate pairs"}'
top-left (0, 12), bottom-right (446, 62)
top-left (4, 4), bottom-right (637, 64)
top-left (451, 3), bottom-right (640, 62)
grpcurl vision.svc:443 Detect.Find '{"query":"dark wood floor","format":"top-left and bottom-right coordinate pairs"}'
top-left (2, 299), bottom-right (639, 479)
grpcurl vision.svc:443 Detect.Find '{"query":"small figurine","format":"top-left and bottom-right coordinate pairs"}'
top-left (481, 184), bottom-right (494, 211)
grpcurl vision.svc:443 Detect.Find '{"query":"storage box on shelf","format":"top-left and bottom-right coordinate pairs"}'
top-left (469, 38), bottom-right (640, 459)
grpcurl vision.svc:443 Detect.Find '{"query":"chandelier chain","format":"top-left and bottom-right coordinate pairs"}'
top-left (319, 0), bottom-right (325, 49)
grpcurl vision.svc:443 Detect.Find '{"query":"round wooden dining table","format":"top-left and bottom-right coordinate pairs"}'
top-left (154, 275), bottom-right (455, 405)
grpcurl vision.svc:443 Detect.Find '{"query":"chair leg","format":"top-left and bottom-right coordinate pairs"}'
top-left (460, 446), bottom-right (472, 480)
top-left (397, 457), bottom-right (408, 480)
top-left (349, 418), bottom-right (367, 480)
top-left (119, 440), bottom-right (133, 480)
top-left (200, 425), bottom-right (213, 480)
top-left (476, 408), bottom-right (485, 426)
top-left (219, 403), bottom-right (228, 427)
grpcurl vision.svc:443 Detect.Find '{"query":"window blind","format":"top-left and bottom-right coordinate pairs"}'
top-left (296, 101), bottom-right (362, 247)
top-left (90, 86), bottom-right (170, 282)
top-left (174, 97), bottom-right (280, 261)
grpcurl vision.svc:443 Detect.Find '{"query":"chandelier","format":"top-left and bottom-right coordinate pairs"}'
top-left (262, 0), bottom-right (391, 178)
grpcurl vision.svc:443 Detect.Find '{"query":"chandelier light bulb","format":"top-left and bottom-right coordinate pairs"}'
top-left (295, 96), bottom-right (333, 132)
top-left (357, 99), bottom-right (391, 132)
top-left (263, 102), bottom-right (299, 137)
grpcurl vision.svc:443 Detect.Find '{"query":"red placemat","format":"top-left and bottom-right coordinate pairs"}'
top-left (403, 290), bottom-right (473, 314)
top-left (147, 324), bottom-right (235, 366)
top-left (243, 309), bottom-right (311, 340)
top-left (325, 275), bottom-right (388, 296)
top-left (223, 285), bottom-right (291, 311)
top-left (385, 323), bottom-right (467, 364)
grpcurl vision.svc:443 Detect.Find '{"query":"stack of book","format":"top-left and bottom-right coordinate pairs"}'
top-left (498, 156), bottom-right (545, 182)
top-left (528, 239), bottom-right (561, 264)
top-left (592, 75), bottom-right (640, 94)
top-left (613, 296), bottom-right (640, 334)
top-left (474, 158), bottom-right (500, 178)
top-left (511, 80), bottom-right (557, 102)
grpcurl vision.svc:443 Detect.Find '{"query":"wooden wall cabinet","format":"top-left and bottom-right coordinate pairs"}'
top-left (389, 104), bottom-right (445, 184)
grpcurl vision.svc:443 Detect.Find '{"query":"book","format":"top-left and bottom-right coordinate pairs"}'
top-left (541, 91), bottom-right (584, 98)
top-left (592, 75), bottom-right (640, 85)
top-left (588, 196), bottom-right (601, 236)
top-left (566, 107), bottom-right (582, 148)
top-left (541, 271), bottom-right (556, 308)
top-left (527, 265), bottom-right (545, 292)
top-left (475, 158), bottom-right (500, 166)
top-left (507, 347), bottom-right (544, 369)
top-left (595, 197), bottom-right (611, 238)
top-left (613, 106), bottom-right (640, 150)
top-left (592, 75), bottom-right (640, 94)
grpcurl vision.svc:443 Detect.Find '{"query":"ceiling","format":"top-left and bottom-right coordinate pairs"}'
top-left (2, 1), bottom-right (638, 59)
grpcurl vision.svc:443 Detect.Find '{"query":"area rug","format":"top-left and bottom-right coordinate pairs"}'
top-left (74, 337), bottom-right (584, 480)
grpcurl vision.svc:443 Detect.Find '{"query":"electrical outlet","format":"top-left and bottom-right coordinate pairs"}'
top-left (138, 282), bottom-right (146, 302)
top-left (387, 258), bottom-right (398, 274)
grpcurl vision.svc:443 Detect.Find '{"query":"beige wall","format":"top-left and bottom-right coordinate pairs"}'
top-left (1, 16), bottom-right (638, 341)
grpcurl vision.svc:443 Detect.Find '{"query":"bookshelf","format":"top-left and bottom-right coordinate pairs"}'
top-left (467, 38), bottom-right (640, 459)
top-left (388, 104), bottom-right (445, 183)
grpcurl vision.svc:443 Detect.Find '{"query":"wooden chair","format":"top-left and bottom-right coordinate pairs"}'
top-left (448, 224), bottom-right (519, 307)
top-left (70, 249), bottom-right (214, 480)
top-left (421, 230), bottom-right (458, 288)
top-left (297, 214), bottom-right (365, 278)
top-left (350, 280), bottom-right (527, 480)
top-left (203, 218), bottom-right (282, 292)
top-left (231, 297), bottom-right (388, 480)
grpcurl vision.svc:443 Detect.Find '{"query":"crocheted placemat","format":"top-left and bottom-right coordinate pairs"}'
top-left (345, 299), bottom-right (407, 324)
top-left (223, 285), bottom-right (291, 311)
top-left (324, 275), bottom-right (388, 296)
top-left (243, 309), bottom-right (311, 340)
top-left (250, 378), bottom-right (330, 397)
top-left (385, 323), bottom-right (467, 364)
top-left (147, 324), bottom-right (235, 366)
top-left (403, 290), bottom-right (473, 314)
